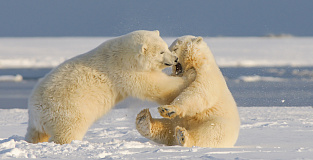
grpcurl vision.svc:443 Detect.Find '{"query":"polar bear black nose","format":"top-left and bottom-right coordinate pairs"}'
top-left (175, 57), bottom-right (178, 63)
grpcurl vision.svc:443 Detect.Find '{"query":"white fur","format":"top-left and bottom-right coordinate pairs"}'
top-left (25, 30), bottom-right (192, 144)
top-left (136, 36), bottom-right (240, 148)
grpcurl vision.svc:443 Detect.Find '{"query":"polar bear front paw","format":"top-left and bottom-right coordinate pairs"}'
top-left (158, 105), bottom-right (180, 119)
top-left (136, 109), bottom-right (152, 138)
top-left (175, 126), bottom-right (189, 146)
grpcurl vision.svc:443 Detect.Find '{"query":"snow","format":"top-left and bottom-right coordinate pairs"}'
top-left (1, 37), bottom-right (313, 159)
top-left (0, 37), bottom-right (107, 68)
top-left (0, 75), bottom-right (23, 82)
top-left (237, 75), bottom-right (286, 82)
top-left (1, 37), bottom-right (313, 68)
top-left (207, 37), bottom-right (313, 67)
top-left (1, 107), bottom-right (313, 159)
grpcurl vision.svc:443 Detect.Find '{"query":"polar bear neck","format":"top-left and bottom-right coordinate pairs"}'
top-left (193, 45), bottom-right (232, 106)
top-left (196, 48), bottom-right (228, 91)
top-left (85, 43), bottom-right (141, 72)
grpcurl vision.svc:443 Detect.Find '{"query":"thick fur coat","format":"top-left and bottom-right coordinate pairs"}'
top-left (25, 30), bottom-right (193, 144)
top-left (136, 36), bottom-right (240, 147)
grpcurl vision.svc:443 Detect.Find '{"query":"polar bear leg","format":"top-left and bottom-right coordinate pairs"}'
top-left (25, 126), bottom-right (50, 143)
top-left (158, 105), bottom-right (182, 119)
top-left (136, 109), bottom-right (177, 146)
top-left (48, 124), bottom-right (89, 144)
top-left (136, 109), bottom-right (153, 138)
top-left (175, 126), bottom-right (194, 147)
top-left (46, 113), bottom-right (91, 144)
top-left (176, 121), bottom-right (231, 148)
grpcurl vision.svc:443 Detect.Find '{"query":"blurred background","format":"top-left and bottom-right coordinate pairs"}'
top-left (1, 0), bottom-right (313, 37)
top-left (0, 0), bottom-right (312, 109)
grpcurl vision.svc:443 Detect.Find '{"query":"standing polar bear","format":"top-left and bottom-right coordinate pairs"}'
top-left (136, 36), bottom-right (240, 148)
top-left (25, 30), bottom-right (193, 144)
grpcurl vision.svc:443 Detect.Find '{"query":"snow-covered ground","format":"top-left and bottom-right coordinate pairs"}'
top-left (1, 107), bottom-right (313, 159)
top-left (0, 37), bottom-right (313, 159)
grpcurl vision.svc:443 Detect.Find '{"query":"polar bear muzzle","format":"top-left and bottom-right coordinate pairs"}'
top-left (164, 57), bottom-right (178, 66)
top-left (175, 63), bottom-right (183, 75)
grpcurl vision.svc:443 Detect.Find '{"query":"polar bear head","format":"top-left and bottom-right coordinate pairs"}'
top-left (137, 30), bottom-right (179, 71)
top-left (169, 35), bottom-right (209, 75)
top-left (111, 30), bottom-right (178, 71)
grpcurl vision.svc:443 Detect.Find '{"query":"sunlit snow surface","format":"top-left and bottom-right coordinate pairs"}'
top-left (0, 37), bottom-right (313, 159)
top-left (1, 107), bottom-right (313, 159)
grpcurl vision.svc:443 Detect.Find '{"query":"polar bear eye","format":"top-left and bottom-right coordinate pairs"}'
top-left (160, 52), bottom-right (164, 54)
top-left (173, 48), bottom-right (178, 52)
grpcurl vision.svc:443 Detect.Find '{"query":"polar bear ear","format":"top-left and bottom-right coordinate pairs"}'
top-left (153, 30), bottom-right (160, 36)
top-left (139, 44), bottom-right (148, 55)
top-left (177, 39), bottom-right (183, 45)
top-left (193, 37), bottom-right (203, 44)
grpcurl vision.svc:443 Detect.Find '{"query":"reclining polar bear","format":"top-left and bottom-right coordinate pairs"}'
top-left (136, 36), bottom-right (240, 148)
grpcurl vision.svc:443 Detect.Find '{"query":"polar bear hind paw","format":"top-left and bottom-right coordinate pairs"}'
top-left (136, 109), bottom-right (152, 137)
top-left (158, 105), bottom-right (180, 119)
top-left (175, 126), bottom-right (189, 146)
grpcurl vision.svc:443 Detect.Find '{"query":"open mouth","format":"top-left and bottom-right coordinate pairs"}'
top-left (175, 63), bottom-right (183, 75)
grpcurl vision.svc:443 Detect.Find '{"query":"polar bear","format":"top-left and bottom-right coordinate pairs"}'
top-left (25, 30), bottom-right (194, 144)
top-left (136, 36), bottom-right (240, 148)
